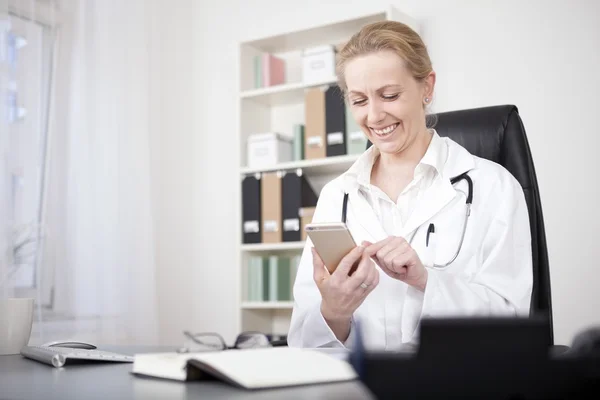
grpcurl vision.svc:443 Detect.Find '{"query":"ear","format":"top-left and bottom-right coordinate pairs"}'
top-left (423, 71), bottom-right (436, 100)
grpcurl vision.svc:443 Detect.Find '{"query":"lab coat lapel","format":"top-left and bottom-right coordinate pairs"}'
top-left (346, 187), bottom-right (388, 243)
top-left (340, 148), bottom-right (389, 243)
top-left (339, 136), bottom-right (475, 244)
top-left (402, 175), bottom-right (456, 238)
top-left (402, 138), bottom-right (476, 238)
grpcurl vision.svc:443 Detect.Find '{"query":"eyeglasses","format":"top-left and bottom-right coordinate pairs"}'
top-left (177, 331), bottom-right (277, 353)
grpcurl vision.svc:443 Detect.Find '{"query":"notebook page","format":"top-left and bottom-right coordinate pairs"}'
top-left (187, 347), bottom-right (358, 389)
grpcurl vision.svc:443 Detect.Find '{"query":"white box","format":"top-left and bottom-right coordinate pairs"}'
top-left (247, 132), bottom-right (293, 168)
top-left (302, 45), bottom-right (336, 84)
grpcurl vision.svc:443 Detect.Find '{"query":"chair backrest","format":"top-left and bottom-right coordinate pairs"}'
top-left (367, 105), bottom-right (554, 345)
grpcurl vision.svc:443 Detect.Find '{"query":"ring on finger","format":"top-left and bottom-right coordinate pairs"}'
top-left (360, 282), bottom-right (369, 289)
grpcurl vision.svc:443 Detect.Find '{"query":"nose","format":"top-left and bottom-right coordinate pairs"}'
top-left (366, 99), bottom-right (385, 126)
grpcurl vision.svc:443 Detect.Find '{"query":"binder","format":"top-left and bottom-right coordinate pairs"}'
top-left (241, 174), bottom-right (261, 244)
top-left (262, 256), bottom-right (270, 301)
top-left (268, 255), bottom-right (278, 301)
top-left (304, 87), bottom-right (326, 160)
top-left (261, 171), bottom-right (283, 243)
top-left (281, 169), bottom-right (318, 242)
top-left (262, 53), bottom-right (285, 87)
top-left (253, 55), bottom-right (262, 88)
top-left (277, 256), bottom-right (292, 301)
top-left (247, 256), bottom-right (262, 301)
top-left (292, 124), bottom-right (305, 161)
top-left (345, 103), bottom-right (367, 155)
top-left (325, 85), bottom-right (347, 157)
top-left (300, 206), bottom-right (316, 241)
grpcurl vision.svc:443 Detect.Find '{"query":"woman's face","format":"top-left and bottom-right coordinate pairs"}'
top-left (344, 50), bottom-right (434, 156)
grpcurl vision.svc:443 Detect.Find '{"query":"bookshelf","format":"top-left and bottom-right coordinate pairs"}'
top-left (236, 6), bottom-right (418, 337)
top-left (241, 241), bottom-right (305, 252)
top-left (242, 301), bottom-right (295, 310)
top-left (239, 153), bottom-right (360, 175)
top-left (240, 76), bottom-right (338, 106)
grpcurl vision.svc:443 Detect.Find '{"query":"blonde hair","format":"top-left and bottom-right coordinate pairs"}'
top-left (336, 21), bottom-right (436, 125)
top-left (336, 21), bottom-right (433, 92)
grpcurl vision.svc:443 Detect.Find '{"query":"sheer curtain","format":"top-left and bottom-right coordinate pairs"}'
top-left (40, 0), bottom-right (158, 344)
top-left (0, 2), bottom-right (10, 299)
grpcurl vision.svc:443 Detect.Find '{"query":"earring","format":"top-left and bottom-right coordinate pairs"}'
top-left (424, 97), bottom-right (430, 103)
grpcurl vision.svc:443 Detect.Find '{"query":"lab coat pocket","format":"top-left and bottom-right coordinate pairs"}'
top-left (410, 227), bottom-right (435, 268)
top-left (421, 232), bottom-right (436, 268)
top-left (426, 198), bottom-right (475, 271)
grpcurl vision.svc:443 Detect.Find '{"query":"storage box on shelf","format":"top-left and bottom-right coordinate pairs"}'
top-left (302, 45), bottom-right (337, 85)
top-left (247, 132), bottom-right (293, 169)
top-left (236, 6), bottom-right (418, 337)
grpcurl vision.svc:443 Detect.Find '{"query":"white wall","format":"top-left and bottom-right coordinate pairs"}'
top-left (147, 0), bottom-right (203, 346)
top-left (152, 0), bottom-right (600, 346)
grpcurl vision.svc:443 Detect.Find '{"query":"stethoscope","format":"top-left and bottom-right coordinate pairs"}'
top-left (342, 172), bottom-right (473, 269)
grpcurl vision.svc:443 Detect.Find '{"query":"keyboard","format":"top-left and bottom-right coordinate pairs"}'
top-left (20, 345), bottom-right (134, 368)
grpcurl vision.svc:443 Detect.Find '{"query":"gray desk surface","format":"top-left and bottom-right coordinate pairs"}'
top-left (0, 345), bottom-right (375, 400)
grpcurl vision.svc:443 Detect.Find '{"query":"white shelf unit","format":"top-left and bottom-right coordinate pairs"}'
top-left (241, 241), bottom-right (305, 252)
top-left (240, 76), bottom-right (338, 106)
top-left (236, 6), bottom-right (418, 337)
top-left (239, 153), bottom-right (360, 176)
top-left (242, 302), bottom-right (295, 310)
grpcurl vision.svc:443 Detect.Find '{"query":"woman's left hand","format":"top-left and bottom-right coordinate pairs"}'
top-left (363, 237), bottom-right (428, 291)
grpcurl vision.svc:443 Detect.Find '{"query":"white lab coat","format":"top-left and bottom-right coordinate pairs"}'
top-left (287, 136), bottom-right (533, 351)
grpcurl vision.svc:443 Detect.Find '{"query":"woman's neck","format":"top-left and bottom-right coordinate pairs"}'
top-left (376, 129), bottom-right (433, 176)
top-left (370, 129), bottom-right (433, 201)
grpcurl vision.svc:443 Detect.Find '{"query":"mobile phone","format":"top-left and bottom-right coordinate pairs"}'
top-left (304, 222), bottom-right (358, 275)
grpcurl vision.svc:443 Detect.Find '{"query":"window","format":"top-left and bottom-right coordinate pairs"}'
top-left (3, 12), bottom-right (54, 306)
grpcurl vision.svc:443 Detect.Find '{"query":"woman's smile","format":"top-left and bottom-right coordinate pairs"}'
top-left (370, 122), bottom-right (400, 138)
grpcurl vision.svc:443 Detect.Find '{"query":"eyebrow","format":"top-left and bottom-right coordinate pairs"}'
top-left (348, 84), bottom-right (404, 95)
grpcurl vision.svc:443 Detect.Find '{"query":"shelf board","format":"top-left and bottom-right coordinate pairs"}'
top-left (242, 302), bottom-right (294, 310)
top-left (241, 11), bottom-right (388, 54)
top-left (241, 242), bottom-right (305, 252)
top-left (240, 77), bottom-right (338, 106)
top-left (240, 153), bottom-right (360, 175)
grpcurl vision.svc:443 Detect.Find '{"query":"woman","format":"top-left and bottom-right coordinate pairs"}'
top-left (287, 21), bottom-right (533, 351)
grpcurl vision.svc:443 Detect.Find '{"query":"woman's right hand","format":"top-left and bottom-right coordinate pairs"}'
top-left (312, 244), bottom-right (380, 341)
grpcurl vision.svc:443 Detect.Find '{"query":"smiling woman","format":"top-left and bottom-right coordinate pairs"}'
top-left (287, 20), bottom-right (533, 351)
top-left (338, 22), bottom-right (436, 185)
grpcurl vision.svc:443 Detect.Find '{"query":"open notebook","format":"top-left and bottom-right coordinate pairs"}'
top-left (131, 347), bottom-right (357, 389)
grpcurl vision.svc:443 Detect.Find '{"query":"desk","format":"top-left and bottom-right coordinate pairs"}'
top-left (0, 346), bottom-right (374, 400)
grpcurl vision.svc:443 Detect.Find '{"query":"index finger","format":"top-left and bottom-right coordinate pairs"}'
top-left (364, 236), bottom-right (395, 256)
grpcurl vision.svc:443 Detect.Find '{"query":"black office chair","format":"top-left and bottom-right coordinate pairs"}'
top-left (367, 105), bottom-right (557, 348)
top-left (435, 104), bottom-right (559, 345)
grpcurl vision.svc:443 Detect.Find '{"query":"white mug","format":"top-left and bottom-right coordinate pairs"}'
top-left (0, 298), bottom-right (34, 355)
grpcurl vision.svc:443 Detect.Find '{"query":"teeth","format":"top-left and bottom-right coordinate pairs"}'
top-left (373, 123), bottom-right (398, 135)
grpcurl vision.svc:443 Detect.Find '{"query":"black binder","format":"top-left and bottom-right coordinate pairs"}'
top-left (281, 170), bottom-right (318, 242)
top-left (241, 174), bottom-right (261, 244)
top-left (325, 85), bottom-right (347, 157)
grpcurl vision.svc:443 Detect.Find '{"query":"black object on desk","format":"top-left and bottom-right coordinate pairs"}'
top-left (350, 316), bottom-right (600, 400)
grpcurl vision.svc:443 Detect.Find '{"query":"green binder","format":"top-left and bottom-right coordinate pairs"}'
top-left (268, 255), bottom-right (278, 301)
top-left (247, 256), bottom-right (255, 301)
top-left (254, 55), bottom-right (262, 88)
top-left (277, 256), bottom-right (292, 301)
top-left (345, 104), bottom-right (367, 155)
top-left (293, 124), bottom-right (305, 161)
top-left (247, 256), bottom-right (264, 301)
top-left (262, 256), bottom-right (270, 301)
